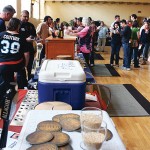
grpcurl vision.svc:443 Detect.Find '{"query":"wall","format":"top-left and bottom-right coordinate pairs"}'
top-left (44, 2), bottom-right (150, 26)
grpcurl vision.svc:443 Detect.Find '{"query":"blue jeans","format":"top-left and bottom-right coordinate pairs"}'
top-left (110, 43), bottom-right (121, 65)
top-left (122, 43), bottom-right (131, 68)
top-left (142, 43), bottom-right (150, 60)
top-left (130, 47), bottom-right (139, 67)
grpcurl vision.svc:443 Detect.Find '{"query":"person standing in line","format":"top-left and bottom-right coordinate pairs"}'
top-left (130, 21), bottom-right (140, 68)
top-left (96, 21), bottom-right (108, 52)
top-left (120, 19), bottom-right (132, 71)
top-left (130, 14), bottom-right (139, 27)
top-left (19, 10), bottom-right (36, 82)
top-left (0, 18), bottom-right (29, 107)
top-left (140, 21), bottom-right (150, 65)
top-left (110, 15), bottom-right (120, 29)
top-left (36, 16), bottom-right (52, 65)
top-left (110, 22), bottom-right (121, 67)
top-left (110, 15), bottom-right (122, 59)
top-left (138, 19), bottom-right (150, 59)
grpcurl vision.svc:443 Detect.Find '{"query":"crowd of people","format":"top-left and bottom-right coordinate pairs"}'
top-left (0, 5), bottom-right (150, 107)
top-left (66, 15), bottom-right (150, 70)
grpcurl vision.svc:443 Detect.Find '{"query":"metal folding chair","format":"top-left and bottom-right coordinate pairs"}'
top-left (86, 83), bottom-right (111, 110)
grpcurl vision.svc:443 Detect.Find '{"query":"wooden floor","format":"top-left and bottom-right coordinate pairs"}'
top-left (95, 46), bottom-right (150, 150)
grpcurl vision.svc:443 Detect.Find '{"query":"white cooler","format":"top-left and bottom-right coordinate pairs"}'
top-left (38, 60), bottom-right (86, 110)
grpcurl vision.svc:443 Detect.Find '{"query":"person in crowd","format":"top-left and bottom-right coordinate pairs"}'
top-left (49, 21), bottom-right (55, 37)
top-left (110, 22), bottom-right (122, 67)
top-left (68, 17), bottom-right (92, 65)
top-left (130, 21), bottom-right (140, 68)
top-left (0, 18), bottom-right (29, 107)
top-left (120, 19), bottom-right (132, 71)
top-left (90, 20), bottom-right (97, 66)
top-left (140, 21), bottom-right (150, 65)
top-left (72, 17), bottom-right (84, 33)
top-left (130, 14), bottom-right (139, 27)
top-left (127, 20), bottom-right (132, 28)
top-left (19, 10), bottom-right (36, 83)
top-left (110, 15), bottom-right (120, 28)
top-left (138, 18), bottom-right (148, 58)
top-left (96, 21), bottom-right (108, 52)
top-left (73, 17), bottom-right (78, 30)
top-left (36, 16), bottom-right (52, 65)
top-left (111, 15), bottom-right (122, 59)
top-left (0, 5), bottom-right (16, 32)
top-left (140, 18), bottom-right (148, 35)
top-left (54, 18), bottom-right (60, 30)
top-left (0, 5), bottom-right (16, 106)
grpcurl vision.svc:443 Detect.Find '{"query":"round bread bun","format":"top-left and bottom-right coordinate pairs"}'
top-left (34, 102), bottom-right (72, 110)
top-left (37, 121), bottom-right (61, 132)
top-left (52, 102), bottom-right (72, 110)
top-left (59, 113), bottom-right (80, 121)
top-left (60, 118), bottom-right (81, 132)
top-left (27, 143), bottom-right (58, 150)
top-left (26, 131), bottom-right (53, 145)
top-left (34, 103), bottom-right (53, 110)
top-left (101, 129), bottom-right (113, 141)
top-left (106, 129), bottom-right (113, 141)
top-left (58, 144), bottom-right (73, 150)
top-left (52, 114), bottom-right (62, 123)
top-left (50, 132), bottom-right (70, 146)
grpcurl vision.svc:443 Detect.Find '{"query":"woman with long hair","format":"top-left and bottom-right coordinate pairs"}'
top-left (110, 22), bottom-right (121, 66)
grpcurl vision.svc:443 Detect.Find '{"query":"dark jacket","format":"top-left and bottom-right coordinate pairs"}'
top-left (140, 29), bottom-right (150, 44)
top-left (120, 26), bottom-right (131, 44)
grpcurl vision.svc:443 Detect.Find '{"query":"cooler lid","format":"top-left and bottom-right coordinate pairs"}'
top-left (39, 60), bottom-right (86, 82)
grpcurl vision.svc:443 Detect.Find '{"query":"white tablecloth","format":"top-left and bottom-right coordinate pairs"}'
top-left (15, 110), bottom-right (126, 150)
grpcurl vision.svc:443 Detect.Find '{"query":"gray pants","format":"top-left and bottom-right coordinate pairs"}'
top-left (97, 38), bottom-right (106, 51)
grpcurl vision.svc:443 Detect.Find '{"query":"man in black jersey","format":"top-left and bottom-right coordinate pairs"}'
top-left (0, 5), bottom-right (16, 32)
top-left (19, 10), bottom-right (36, 82)
top-left (0, 18), bottom-right (29, 107)
top-left (0, 5), bottom-right (16, 107)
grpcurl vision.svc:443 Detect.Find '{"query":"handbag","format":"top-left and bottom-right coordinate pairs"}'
top-left (132, 40), bottom-right (138, 47)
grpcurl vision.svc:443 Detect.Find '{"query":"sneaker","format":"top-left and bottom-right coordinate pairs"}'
top-left (95, 48), bottom-right (100, 52)
top-left (126, 68), bottom-right (131, 71)
top-left (90, 64), bottom-right (94, 67)
top-left (121, 66), bottom-right (126, 70)
top-left (110, 64), bottom-right (114, 66)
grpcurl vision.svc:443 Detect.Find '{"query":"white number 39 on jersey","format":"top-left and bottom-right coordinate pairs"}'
top-left (1, 40), bottom-right (20, 54)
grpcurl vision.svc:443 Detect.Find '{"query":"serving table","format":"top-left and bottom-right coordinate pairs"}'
top-left (16, 110), bottom-right (126, 150)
